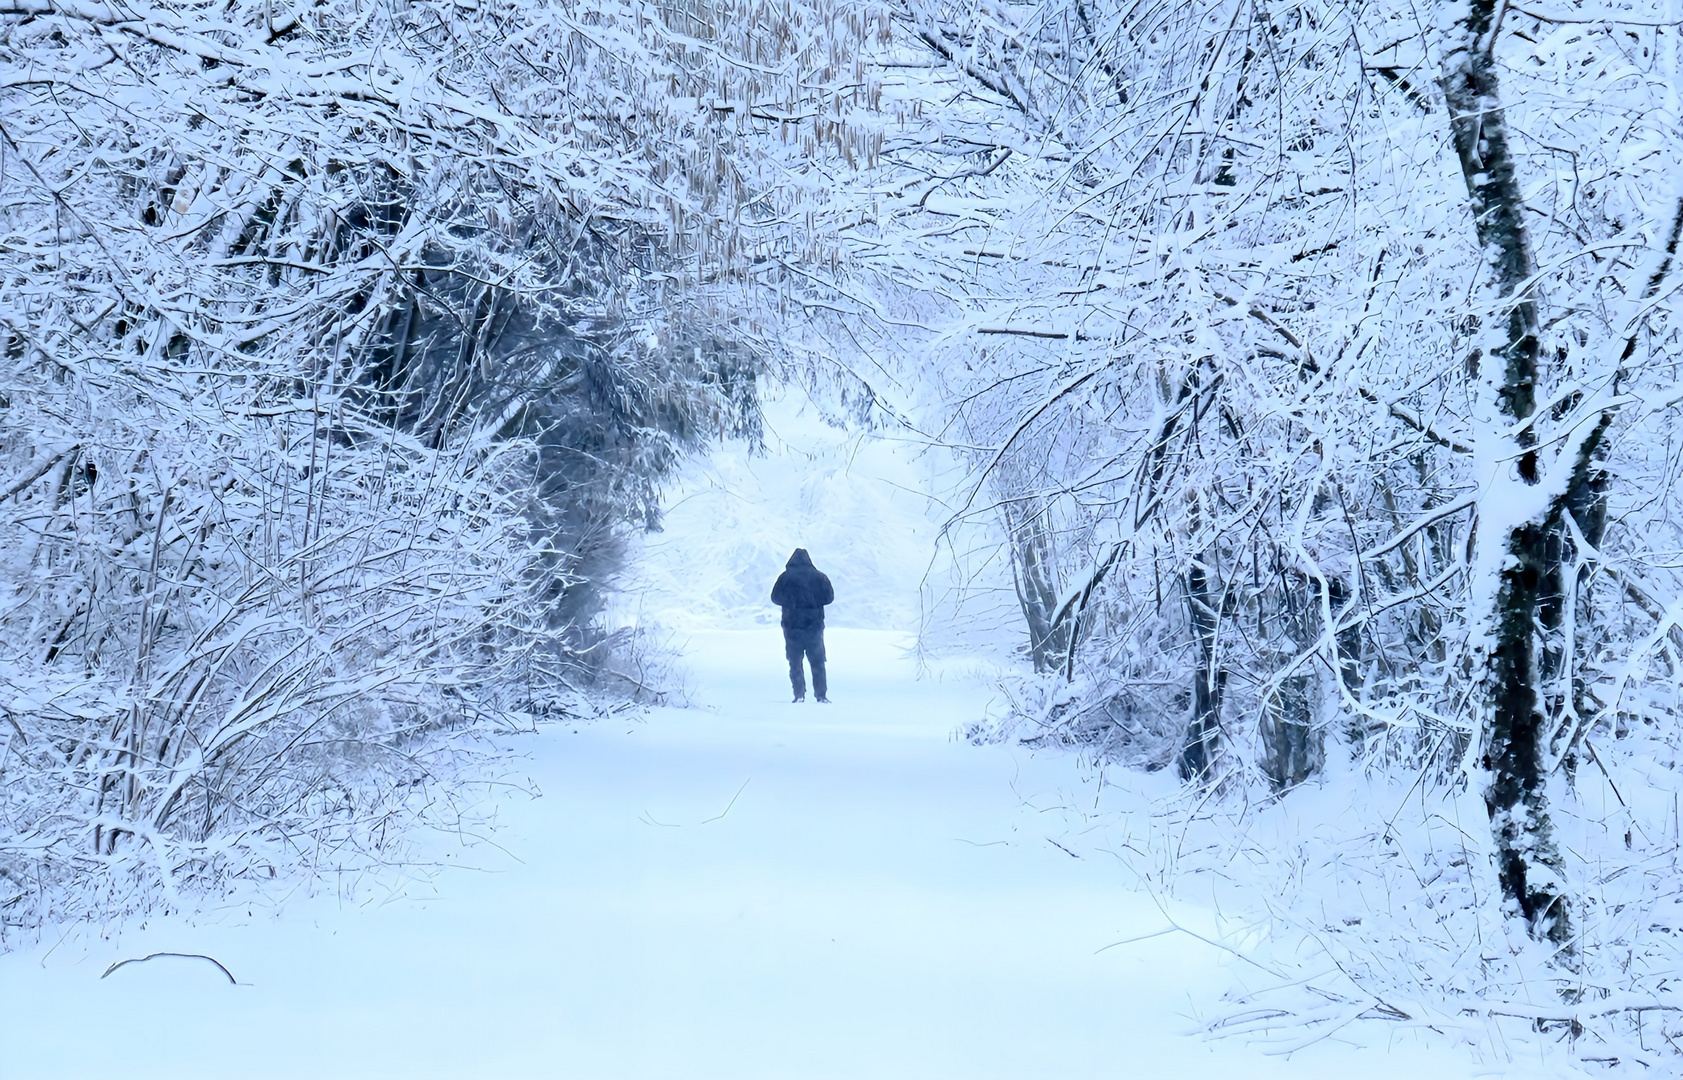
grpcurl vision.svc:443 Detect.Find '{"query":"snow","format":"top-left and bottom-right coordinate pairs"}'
top-left (0, 399), bottom-right (1508, 1077)
top-left (0, 629), bottom-right (1505, 1078)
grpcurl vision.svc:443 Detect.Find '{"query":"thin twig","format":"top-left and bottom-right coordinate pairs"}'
top-left (101, 952), bottom-right (238, 985)
top-left (700, 778), bottom-right (751, 824)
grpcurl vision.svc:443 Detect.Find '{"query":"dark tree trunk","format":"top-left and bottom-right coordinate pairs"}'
top-left (1443, 0), bottom-right (1572, 948)
top-left (1001, 491), bottom-right (1069, 674)
top-left (1482, 520), bottom-right (1571, 945)
top-left (1260, 570), bottom-right (1325, 792)
top-left (1179, 554), bottom-right (1225, 780)
top-left (1259, 669), bottom-right (1316, 792)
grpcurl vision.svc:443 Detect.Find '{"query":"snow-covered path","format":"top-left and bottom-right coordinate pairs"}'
top-left (1, 405), bottom-right (1506, 1078)
top-left (3, 627), bottom-right (1495, 1079)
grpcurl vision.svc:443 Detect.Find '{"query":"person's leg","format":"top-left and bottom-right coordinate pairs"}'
top-left (809, 628), bottom-right (828, 701)
top-left (784, 631), bottom-right (806, 701)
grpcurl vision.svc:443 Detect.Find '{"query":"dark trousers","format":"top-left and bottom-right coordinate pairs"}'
top-left (784, 627), bottom-right (827, 699)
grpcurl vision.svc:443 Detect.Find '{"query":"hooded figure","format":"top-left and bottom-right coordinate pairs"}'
top-left (770, 548), bottom-right (834, 702)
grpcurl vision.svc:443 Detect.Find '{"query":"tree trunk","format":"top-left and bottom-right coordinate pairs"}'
top-left (1481, 520), bottom-right (1572, 946)
top-left (1000, 490), bottom-right (1069, 673)
top-left (1325, 575), bottom-right (1368, 749)
top-left (1442, 0), bottom-right (1572, 949)
top-left (1259, 669), bottom-right (1317, 792)
top-left (1540, 453), bottom-right (1609, 778)
top-left (1178, 552), bottom-right (1224, 780)
top-left (1260, 571), bottom-right (1325, 792)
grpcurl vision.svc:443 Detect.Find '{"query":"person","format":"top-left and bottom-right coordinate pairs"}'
top-left (770, 548), bottom-right (834, 703)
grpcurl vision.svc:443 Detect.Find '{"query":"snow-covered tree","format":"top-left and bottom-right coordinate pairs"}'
top-left (803, 0), bottom-right (1683, 965)
top-left (0, 0), bottom-right (882, 924)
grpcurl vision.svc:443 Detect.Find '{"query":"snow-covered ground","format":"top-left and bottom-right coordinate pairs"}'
top-left (0, 397), bottom-right (1511, 1077)
top-left (0, 627), bottom-right (1502, 1079)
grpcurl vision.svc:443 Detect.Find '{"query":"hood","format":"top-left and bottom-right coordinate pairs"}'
top-left (786, 548), bottom-right (814, 569)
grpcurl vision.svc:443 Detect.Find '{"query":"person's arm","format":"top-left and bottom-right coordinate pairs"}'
top-left (819, 573), bottom-right (834, 606)
top-left (771, 572), bottom-right (788, 606)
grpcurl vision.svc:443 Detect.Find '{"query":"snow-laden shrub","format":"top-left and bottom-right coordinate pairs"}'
top-left (0, 348), bottom-right (551, 930)
top-left (967, 672), bottom-right (1184, 772)
top-left (1086, 736), bottom-right (1683, 1071)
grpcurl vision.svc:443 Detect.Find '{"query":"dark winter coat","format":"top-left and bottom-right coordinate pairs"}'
top-left (770, 548), bottom-right (834, 632)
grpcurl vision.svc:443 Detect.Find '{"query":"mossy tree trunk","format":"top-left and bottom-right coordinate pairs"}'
top-left (1443, 0), bottom-right (1573, 950)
